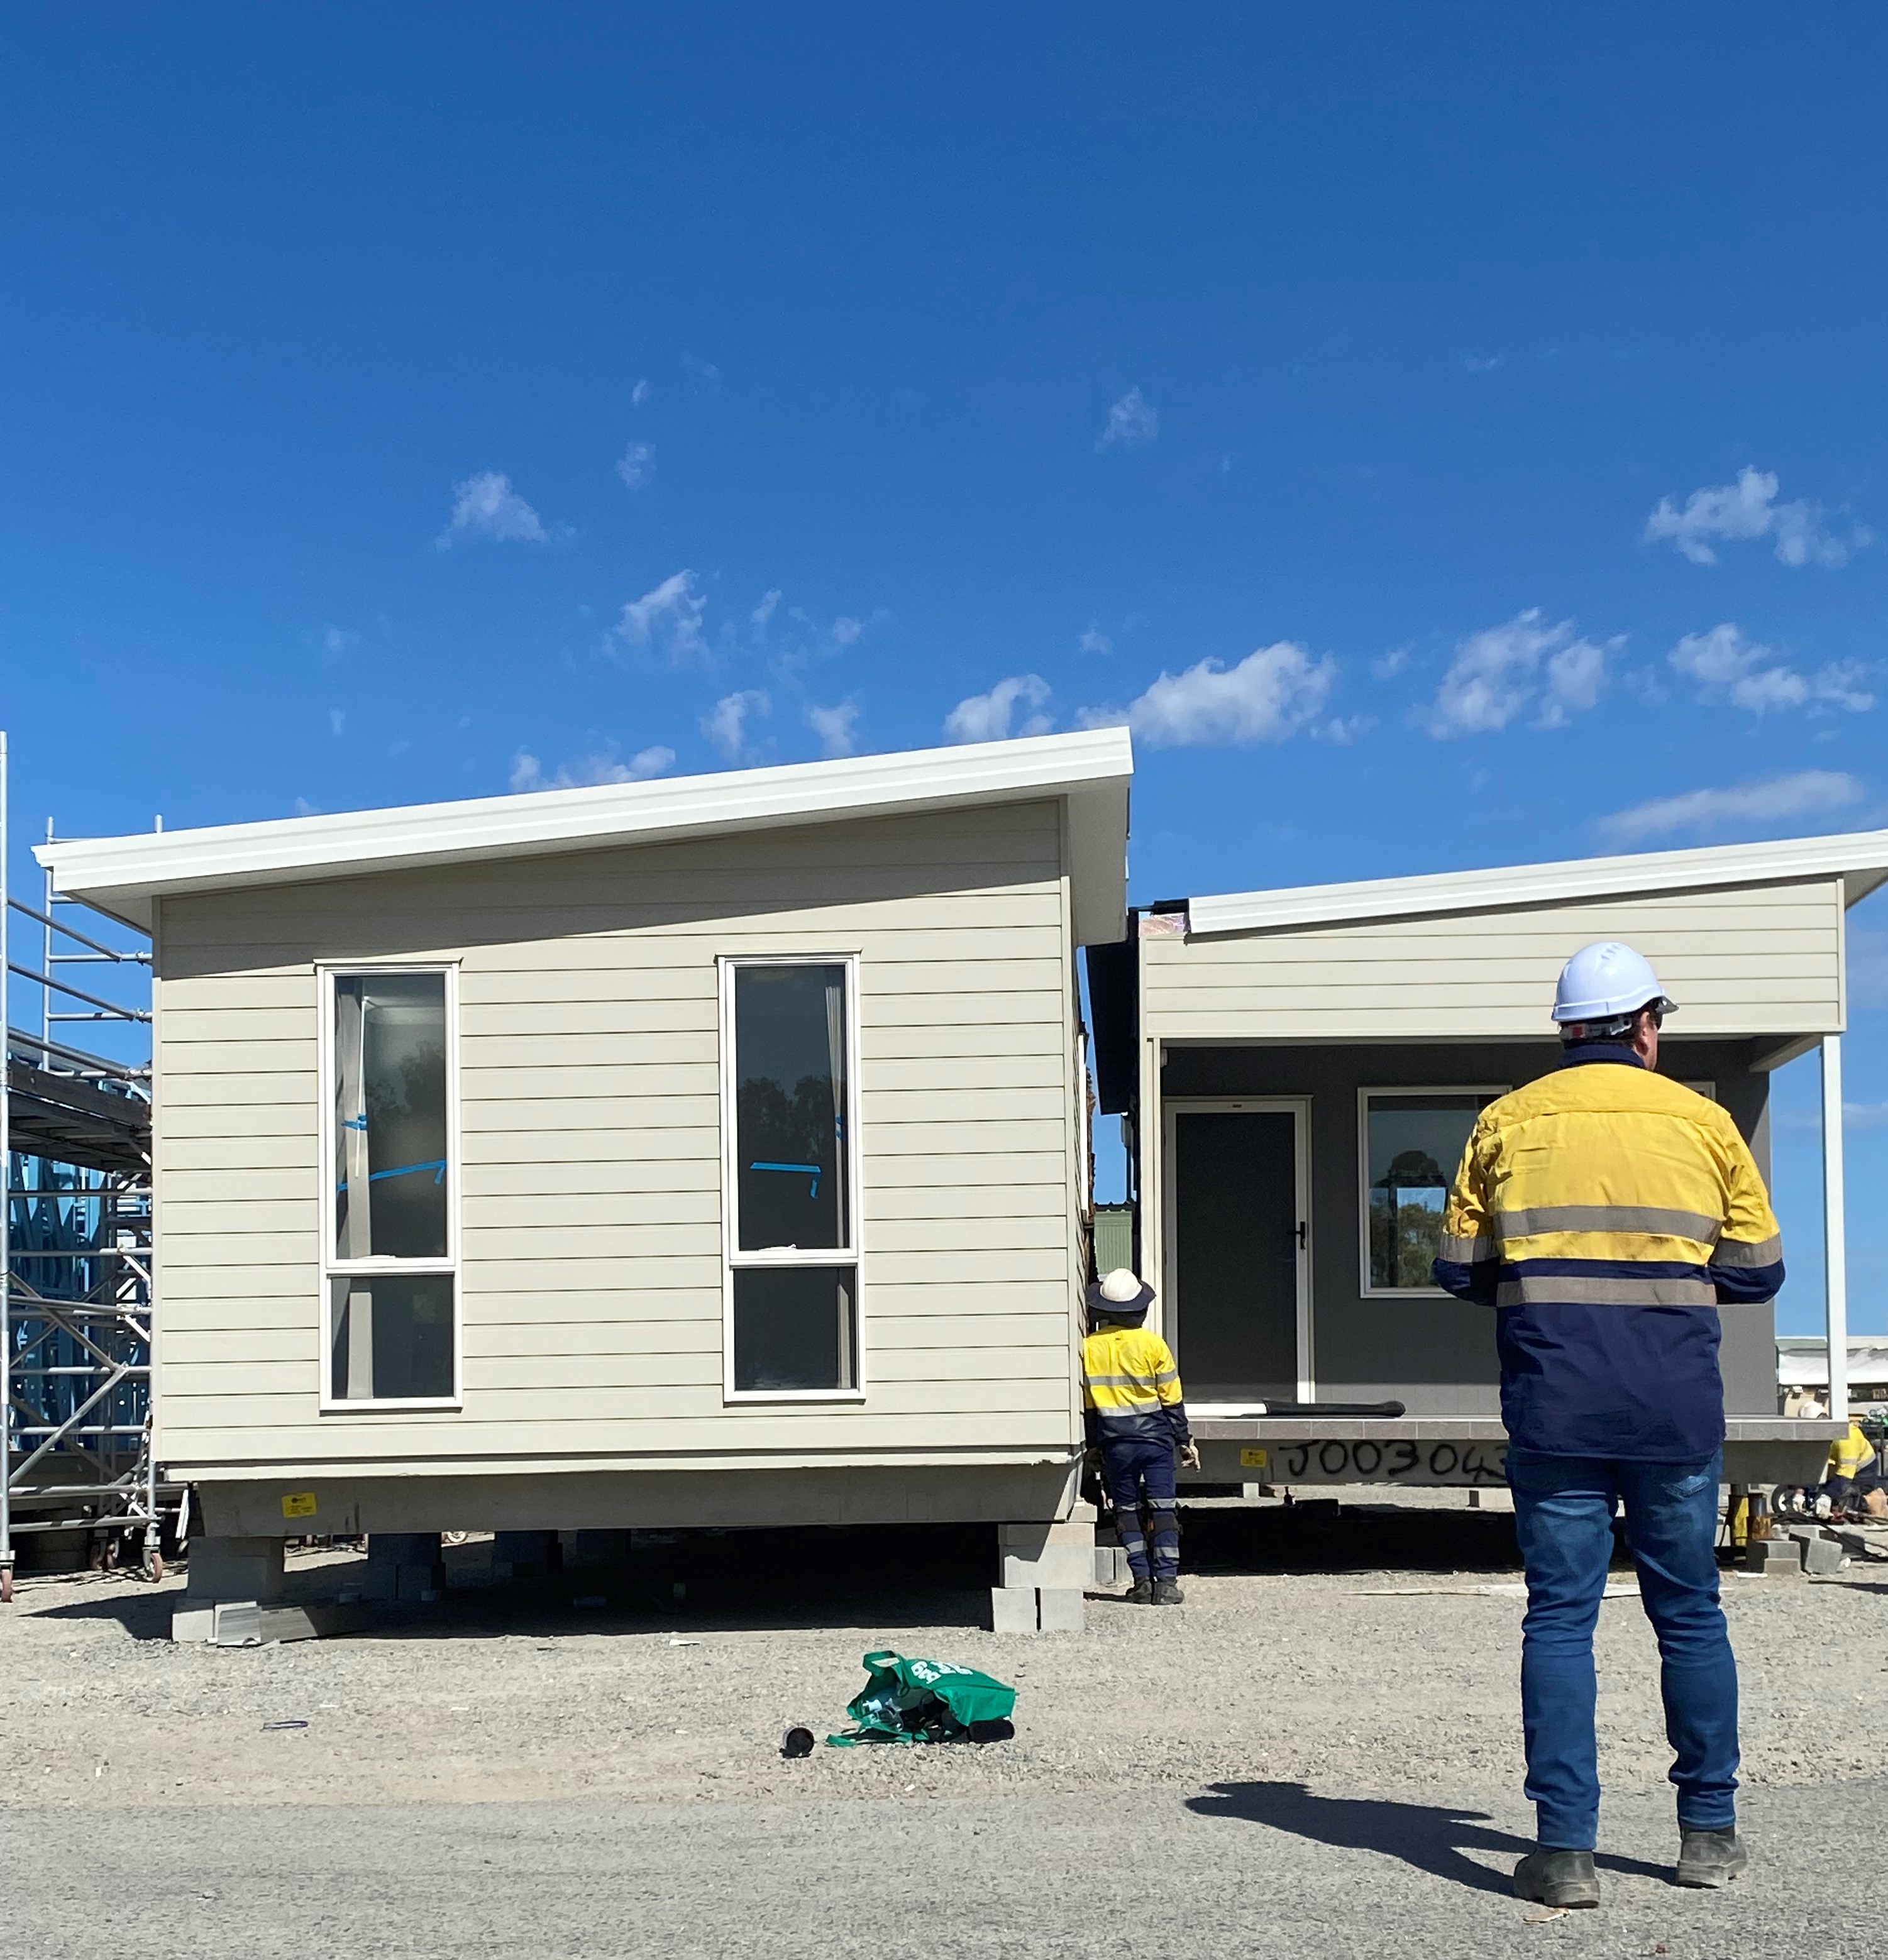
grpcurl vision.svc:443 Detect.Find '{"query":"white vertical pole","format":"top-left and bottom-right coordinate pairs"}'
top-left (1823, 1034), bottom-right (1850, 1423)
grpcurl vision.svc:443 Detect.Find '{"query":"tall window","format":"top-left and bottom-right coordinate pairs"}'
top-left (1359, 1088), bottom-right (1502, 1295)
top-left (720, 957), bottom-right (861, 1397)
top-left (324, 968), bottom-right (458, 1404)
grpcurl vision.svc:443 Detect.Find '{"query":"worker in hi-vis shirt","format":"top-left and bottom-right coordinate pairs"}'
top-left (1435, 941), bottom-right (1784, 1910)
top-left (1081, 1268), bottom-right (1200, 1605)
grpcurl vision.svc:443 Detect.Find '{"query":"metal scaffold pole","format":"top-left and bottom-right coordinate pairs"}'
top-left (2, 731), bottom-right (168, 1602)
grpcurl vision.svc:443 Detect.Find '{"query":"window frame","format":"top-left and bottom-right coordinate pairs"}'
top-left (1355, 1084), bottom-right (1508, 1301)
top-left (316, 961), bottom-right (463, 1412)
top-left (717, 952), bottom-right (866, 1404)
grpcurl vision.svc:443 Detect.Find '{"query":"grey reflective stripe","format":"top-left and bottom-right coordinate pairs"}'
top-left (1153, 1370), bottom-right (1179, 1385)
top-left (1496, 1275), bottom-right (1718, 1308)
top-left (1086, 1374), bottom-right (1138, 1387)
top-left (1710, 1233), bottom-right (1784, 1269)
top-left (1495, 1205), bottom-right (1723, 1242)
top-left (1438, 1231), bottom-right (1497, 1264)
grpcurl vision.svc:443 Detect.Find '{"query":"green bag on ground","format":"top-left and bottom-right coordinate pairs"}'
top-left (825, 1649), bottom-right (1017, 1747)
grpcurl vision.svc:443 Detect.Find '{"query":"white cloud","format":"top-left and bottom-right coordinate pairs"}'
top-left (1420, 610), bottom-right (1613, 737)
top-left (1371, 646), bottom-right (1411, 680)
top-left (751, 588), bottom-right (781, 628)
top-left (1848, 1100), bottom-right (1888, 1131)
top-left (616, 570), bottom-right (709, 665)
top-left (944, 674), bottom-right (1054, 744)
top-left (831, 616), bottom-right (863, 648)
top-left (321, 624), bottom-right (356, 658)
top-left (1096, 387), bottom-right (1159, 452)
top-left (1078, 623), bottom-right (1113, 656)
top-left (806, 700), bottom-right (861, 757)
top-left (1103, 642), bottom-right (1336, 749)
top-left (1460, 352), bottom-right (1504, 373)
top-left (436, 470), bottom-right (550, 549)
top-left (616, 441), bottom-right (655, 491)
top-left (509, 741), bottom-right (676, 793)
top-left (631, 378), bottom-right (650, 407)
top-left (702, 689), bottom-right (770, 761)
top-left (1597, 769), bottom-right (1862, 846)
top-left (292, 796), bottom-right (319, 817)
top-left (1669, 622), bottom-right (1875, 716)
top-left (1644, 466), bottom-right (1868, 568)
top-left (328, 708), bottom-right (345, 738)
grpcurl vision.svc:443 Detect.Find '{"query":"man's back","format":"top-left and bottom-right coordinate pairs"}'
top-left (1435, 1049), bottom-right (1783, 1459)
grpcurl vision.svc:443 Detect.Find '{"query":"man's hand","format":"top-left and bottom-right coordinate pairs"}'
top-left (1180, 1441), bottom-right (1201, 1470)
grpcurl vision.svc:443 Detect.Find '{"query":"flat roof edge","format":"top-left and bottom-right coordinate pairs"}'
top-left (38, 729), bottom-right (1134, 934)
top-left (1186, 826), bottom-right (1888, 937)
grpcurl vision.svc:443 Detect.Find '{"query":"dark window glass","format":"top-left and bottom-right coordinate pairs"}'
top-left (732, 1268), bottom-right (856, 1393)
top-left (334, 972), bottom-right (448, 1261)
top-left (329, 1274), bottom-right (455, 1401)
top-left (733, 965), bottom-right (849, 1252)
top-left (1365, 1093), bottom-right (1490, 1289)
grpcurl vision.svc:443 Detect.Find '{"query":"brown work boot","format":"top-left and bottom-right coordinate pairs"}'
top-left (1675, 1827), bottom-right (1748, 1888)
top-left (1513, 1848), bottom-right (1599, 1909)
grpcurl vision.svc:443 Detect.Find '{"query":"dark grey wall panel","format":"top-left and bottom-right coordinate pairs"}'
top-left (1158, 1039), bottom-right (1777, 1418)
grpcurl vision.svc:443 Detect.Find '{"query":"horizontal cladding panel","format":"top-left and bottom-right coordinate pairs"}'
top-left (157, 1138), bottom-right (317, 1176)
top-left (168, 1324), bottom-right (1072, 1373)
top-left (156, 975), bottom-right (317, 1013)
top-left (162, 1069), bottom-right (316, 1108)
top-left (158, 1379), bottom-right (1074, 1426)
top-left (154, 1038), bottom-right (316, 1076)
top-left (455, 1184), bottom-right (1065, 1230)
top-left (159, 1412), bottom-right (1074, 1463)
top-left (869, 1117), bottom-right (1067, 1155)
top-left (455, 1053), bottom-right (1063, 1099)
top-left (158, 1279), bottom-right (1070, 1335)
top-left (456, 1087), bottom-right (1059, 1128)
top-left (1144, 979), bottom-right (1838, 1016)
top-left (158, 1103), bottom-right (326, 1142)
top-left (1147, 945), bottom-right (1838, 980)
top-left (453, 1215), bottom-right (1068, 1259)
top-left (1147, 1011), bottom-right (1833, 1043)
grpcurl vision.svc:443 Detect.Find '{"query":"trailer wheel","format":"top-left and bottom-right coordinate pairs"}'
top-left (0, 1568), bottom-right (13, 1605)
top-left (145, 1552), bottom-right (165, 1585)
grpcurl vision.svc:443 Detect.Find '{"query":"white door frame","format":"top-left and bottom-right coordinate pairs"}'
top-left (1161, 1096), bottom-right (1313, 1406)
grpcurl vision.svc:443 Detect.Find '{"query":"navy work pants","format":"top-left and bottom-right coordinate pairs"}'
top-left (1507, 1446), bottom-right (1738, 1851)
top-left (1100, 1436), bottom-right (1179, 1582)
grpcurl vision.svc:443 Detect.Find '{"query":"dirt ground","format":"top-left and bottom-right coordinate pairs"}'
top-left (4, 1495), bottom-right (1884, 1818)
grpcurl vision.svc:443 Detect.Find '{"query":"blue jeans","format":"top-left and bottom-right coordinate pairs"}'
top-left (1506, 1447), bottom-right (1738, 1850)
top-left (1099, 1436), bottom-right (1179, 1582)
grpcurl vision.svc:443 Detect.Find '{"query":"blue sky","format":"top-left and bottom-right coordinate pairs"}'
top-left (3, 6), bottom-right (1884, 1331)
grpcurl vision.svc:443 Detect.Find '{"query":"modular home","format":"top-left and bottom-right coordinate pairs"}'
top-left (40, 731), bottom-right (1132, 1632)
top-left (1086, 830), bottom-right (1886, 1493)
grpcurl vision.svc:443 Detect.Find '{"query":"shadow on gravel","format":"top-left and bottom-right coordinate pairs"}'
top-left (1188, 1781), bottom-right (1672, 1897)
top-left (23, 1588), bottom-right (178, 1641)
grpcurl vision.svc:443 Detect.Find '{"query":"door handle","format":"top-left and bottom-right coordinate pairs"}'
top-left (1296, 1220), bottom-right (1308, 1250)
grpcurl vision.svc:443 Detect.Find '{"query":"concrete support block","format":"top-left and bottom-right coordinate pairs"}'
top-left (492, 1529), bottom-right (560, 1579)
top-left (999, 1517), bottom-right (1096, 1591)
top-left (364, 1532), bottom-right (444, 1603)
top-left (570, 1529), bottom-right (632, 1567)
top-left (211, 1600), bottom-right (373, 1647)
top-left (990, 1585), bottom-right (1037, 1633)
top-left (1093, 1545), bottom-right (1129, 1588)
top-left (1800, 1532), bottom-right (1847, 1577)
top-left (1037, 1588), bottom-right (1085, 1632)
top-left (186, 1536), bottom-right (285, 1604)
top-left (171, 1605), bottom-right (215, 1643)
top-left (1743, 1536), bottom-right (1804, 1578)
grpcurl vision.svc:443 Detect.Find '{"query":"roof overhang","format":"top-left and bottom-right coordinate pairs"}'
top-left (38, 729), bottom-right (1134, 944)
top-left (1187, 827), bottom-right (1888, 938)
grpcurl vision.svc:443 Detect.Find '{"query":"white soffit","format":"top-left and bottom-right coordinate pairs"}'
top-left (39, 729), bottom-right (1134, 944)
top-left (1188, 827), bottom-right (1888, 937)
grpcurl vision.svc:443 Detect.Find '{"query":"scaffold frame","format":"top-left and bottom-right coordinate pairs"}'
top-left (2, 732), bottom-right (172, 1600)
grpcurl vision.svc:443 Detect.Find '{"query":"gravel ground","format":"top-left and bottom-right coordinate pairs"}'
top-left (3, 1503), bottom-right (1883, 1955)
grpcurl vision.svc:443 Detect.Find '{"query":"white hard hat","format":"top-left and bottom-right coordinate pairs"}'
top-left (1100, 1267), bottom-right (1145, 1302)
top-left (1551, 941), bottom-right (1677, 1025)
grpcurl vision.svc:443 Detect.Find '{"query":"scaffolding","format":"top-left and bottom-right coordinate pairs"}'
top-left (1, 732), bottom-right (172, 1600)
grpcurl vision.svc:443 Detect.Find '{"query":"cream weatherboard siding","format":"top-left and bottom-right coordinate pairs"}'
top-left (151, 800), bottom-right (1085, 1478)
top-left (1134, 875), bottom-right (1847, 1357)
top-left (1142, 879), bottom-right (1845, 1043)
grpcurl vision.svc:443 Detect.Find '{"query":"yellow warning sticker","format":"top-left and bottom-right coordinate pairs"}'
top-left (1239, 1448), bottom-right (1269, 1469)
top-left (280, 1492), bottom-right (317, 1519)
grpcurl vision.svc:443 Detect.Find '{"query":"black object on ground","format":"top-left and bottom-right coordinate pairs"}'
top-left (966, 1719), bottom-right (1015, 1744)
top-left (781, 1727), bottom-right (815, 1759)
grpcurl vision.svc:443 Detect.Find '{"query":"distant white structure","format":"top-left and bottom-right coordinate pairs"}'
top-left (1777, 1336), bottom-right (1888, 1414)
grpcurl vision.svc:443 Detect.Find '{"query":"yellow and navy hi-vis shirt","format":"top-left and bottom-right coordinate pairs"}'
top-left (1433, 1042), bottom-right (1784, 1461)
top-left (1081, 1323), bottom-right (1191, 1450)
top-left (1828, 1422), bottom-right (1877, 1482)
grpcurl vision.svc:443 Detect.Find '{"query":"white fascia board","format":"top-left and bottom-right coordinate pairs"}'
top-left (1187, 827), bottom-right (1888, 937)
top-left (40, 728), bottom-right (1134, 943)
